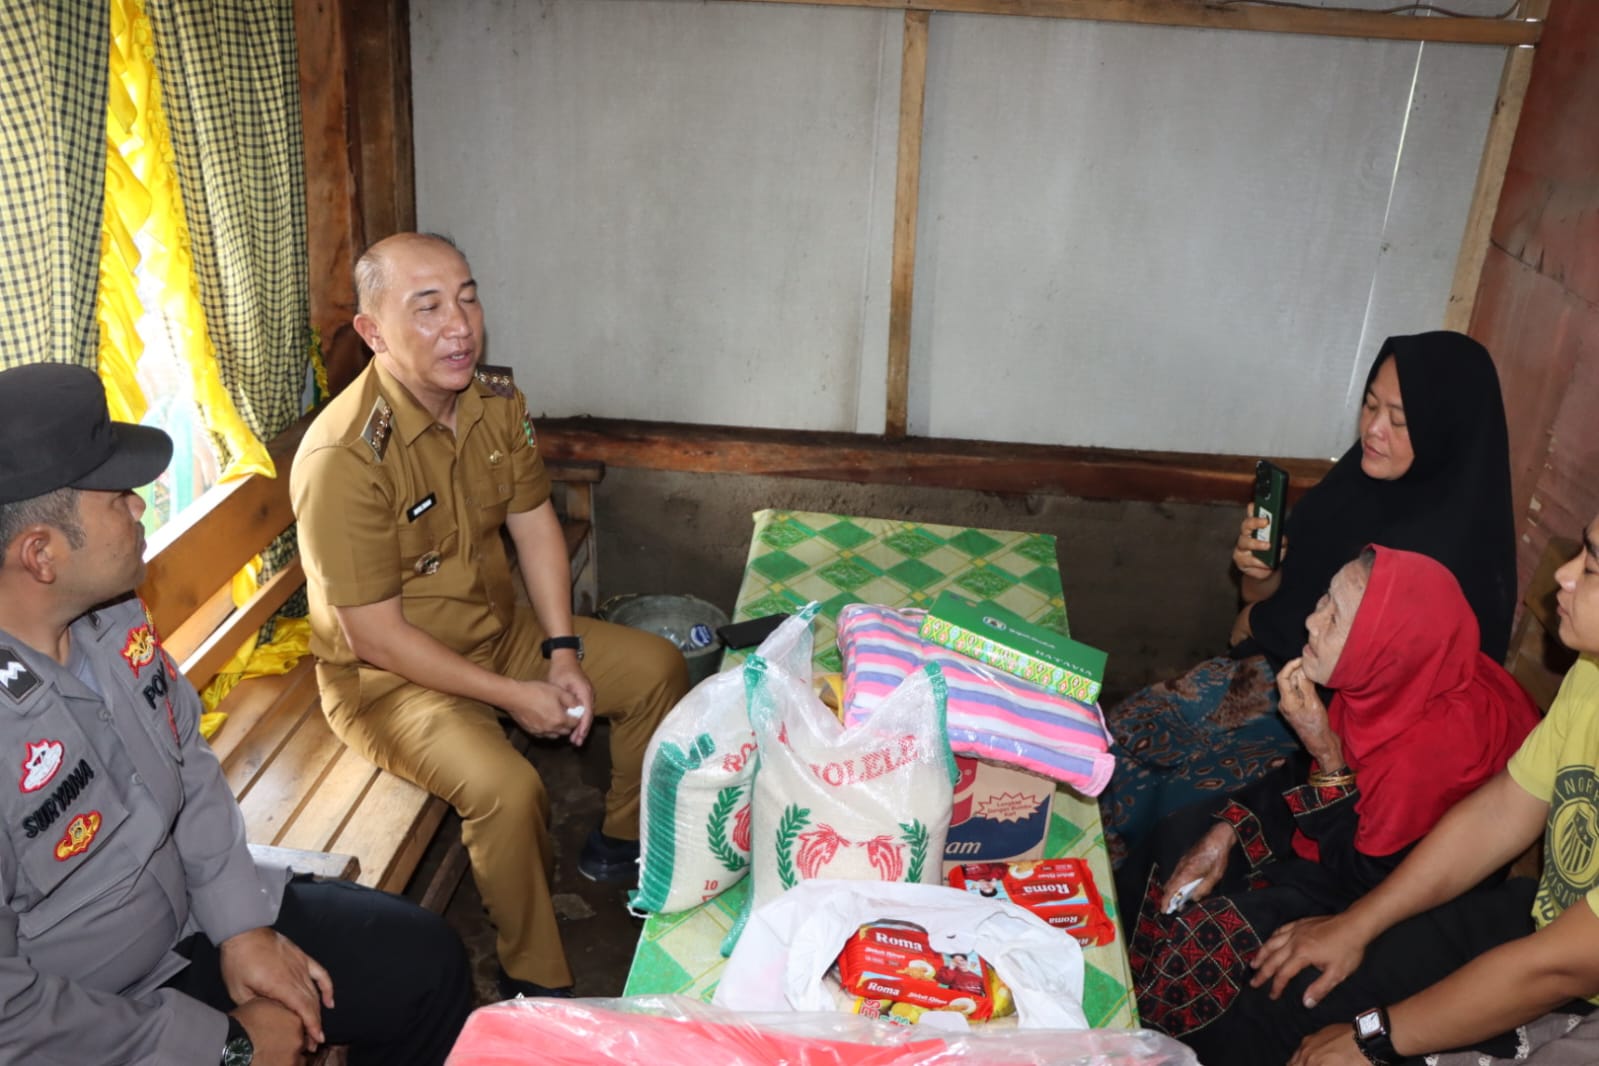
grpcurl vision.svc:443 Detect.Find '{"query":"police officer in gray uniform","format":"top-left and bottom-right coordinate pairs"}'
top-left (0, 363), bottom-right (472, 1066)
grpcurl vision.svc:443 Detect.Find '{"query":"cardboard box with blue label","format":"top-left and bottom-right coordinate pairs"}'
top-left (943, 756), bottom-right (1055, 873)
top-left (918, 591), bottom-right (1107, 704)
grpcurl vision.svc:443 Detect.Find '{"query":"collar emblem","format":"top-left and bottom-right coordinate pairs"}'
top-left (122, 625), bottom-right (156, 675)
top-left (20, 739), bottom-right (64, 794)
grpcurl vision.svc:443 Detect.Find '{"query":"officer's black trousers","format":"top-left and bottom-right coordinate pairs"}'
top-left (166, 875), bottom-right (473, 1066)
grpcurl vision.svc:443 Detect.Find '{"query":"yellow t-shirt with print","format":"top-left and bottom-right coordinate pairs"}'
top-left (1507, 656), bottom-right (1599, 945)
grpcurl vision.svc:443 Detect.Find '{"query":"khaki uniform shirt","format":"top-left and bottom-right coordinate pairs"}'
top-left (291, 362), bottom-right (551, 671)
top-left (0, 597), bottom-right (284, 1062)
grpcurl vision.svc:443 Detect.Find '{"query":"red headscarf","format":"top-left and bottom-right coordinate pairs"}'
top-left (1292, 546), bottom-right (1538, 862)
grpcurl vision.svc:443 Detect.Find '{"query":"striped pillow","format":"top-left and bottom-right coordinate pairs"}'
top-left (838, 604), bottom-right (1115, 796)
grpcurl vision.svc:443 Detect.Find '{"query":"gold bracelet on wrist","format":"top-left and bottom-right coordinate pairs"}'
top-left (1308, 768), bottom-right (1355, 789)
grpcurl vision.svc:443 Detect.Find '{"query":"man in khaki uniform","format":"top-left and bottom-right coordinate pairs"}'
top-left (291, 233), bottom-right (688, 997)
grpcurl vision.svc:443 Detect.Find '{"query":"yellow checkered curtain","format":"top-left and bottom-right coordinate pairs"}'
top-left (142, 0), bottom-right (310, 444)
top-left (0, 3), bottom-right (111, 369)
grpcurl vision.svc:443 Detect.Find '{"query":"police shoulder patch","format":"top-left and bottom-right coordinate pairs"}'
top-left (361, 396), bottom-right (393, 462)
top-left (475, 364), bottom-right (517, 400)
top-left (0, 647), bottom-right (40, 704)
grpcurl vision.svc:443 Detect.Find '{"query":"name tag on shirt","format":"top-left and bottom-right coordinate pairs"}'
top-left (406, 494), bottom-right (436, 522)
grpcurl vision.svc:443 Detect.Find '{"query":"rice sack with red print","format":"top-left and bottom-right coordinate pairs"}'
top-left (731, 652), bottom-right (956, 948)
top-left (631, 606), bottom-right (822, 915)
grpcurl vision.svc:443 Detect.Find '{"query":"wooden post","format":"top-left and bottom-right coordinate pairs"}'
top-left (295, 0), bottom-right (416, 395)
top-left (886, 10), bottom-right (929, 439)
top-left (1445, 0), bottom-right (1549, 332)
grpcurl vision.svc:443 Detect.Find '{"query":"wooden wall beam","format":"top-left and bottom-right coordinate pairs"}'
top-left (1445, 0), bottom-right (1549, 330)
top-left (886, 10), bottom-right (929, 438)
top-left (295, 0), bottom-right (361, 363)
top-left (730, 0), bottom-right (1543, 46)
top-left (348, 0), bottom-right (417, 241)
top-left (296, 0), bottom-right (415, 395)
top-left (536, 417), bottom-right (1331, 505)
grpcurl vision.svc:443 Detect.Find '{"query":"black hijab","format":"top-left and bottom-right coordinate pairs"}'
top-left (1246, 331), bottom-right (1517, 665)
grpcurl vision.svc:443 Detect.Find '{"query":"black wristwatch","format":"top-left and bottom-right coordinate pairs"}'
top-left (220, 1015), bottom-right (254, 1066)
top-left (1352, 1006), bottom-right (1397, 1065)
top-left (540, 635), bottom-right (584, 660)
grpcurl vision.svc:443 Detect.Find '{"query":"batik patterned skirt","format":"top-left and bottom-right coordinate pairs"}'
top-left (1098, 653), bottom-right (1297, 866)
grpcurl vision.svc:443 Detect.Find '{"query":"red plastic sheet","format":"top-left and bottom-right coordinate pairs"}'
top-left (446, 995), bottom-right (1196, 1066)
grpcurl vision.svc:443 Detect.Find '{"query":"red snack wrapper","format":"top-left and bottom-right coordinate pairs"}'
top-left (834, 920), bottom-right (997, 1021)
top-left (946, 858), bottom-right (1117, 947)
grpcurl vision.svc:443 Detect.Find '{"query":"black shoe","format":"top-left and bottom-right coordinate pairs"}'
top-left (496, 967), bottom-right (575, 1000)
top-left (578, 829), bottom-right (640, 885)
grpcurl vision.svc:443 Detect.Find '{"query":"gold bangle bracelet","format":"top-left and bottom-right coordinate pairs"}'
top-left (1308, 770), bottom-right (1355, 788)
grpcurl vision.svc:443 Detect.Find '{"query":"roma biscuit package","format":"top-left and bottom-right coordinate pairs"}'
top-left (946, 859), bottom-right (1117, 947)
top-left (834, 920), bottom-right (1012, 1022)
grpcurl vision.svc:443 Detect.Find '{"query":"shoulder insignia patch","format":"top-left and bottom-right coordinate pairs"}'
top-left (0, 647), bottom-right (40, 703)
top-left (361, 397), bottom-right (393, 462)
top-left (475, 364), bottom-right (517, 399)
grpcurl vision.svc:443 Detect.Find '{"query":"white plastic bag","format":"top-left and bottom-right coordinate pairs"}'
top-left (631, 605), bottom-right (820, 914)
top-left (719, 879), bottom-right (1090, 1031)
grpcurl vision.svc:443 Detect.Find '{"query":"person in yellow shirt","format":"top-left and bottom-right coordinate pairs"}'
top-left (1251, 513), bottom-right (1599, 1065)
top-left (291, 233), bottom-right (689, 999)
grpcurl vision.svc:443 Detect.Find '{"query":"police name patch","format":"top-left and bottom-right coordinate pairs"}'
top-left (0, 648), bottom-right (39, 703)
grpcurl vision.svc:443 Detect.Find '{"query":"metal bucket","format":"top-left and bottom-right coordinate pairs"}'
top-left (596, 594), bottom-right (730, 687)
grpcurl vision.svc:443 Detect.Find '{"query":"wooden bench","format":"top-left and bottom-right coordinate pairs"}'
top-left (138, 409), bottom-right (605, 899)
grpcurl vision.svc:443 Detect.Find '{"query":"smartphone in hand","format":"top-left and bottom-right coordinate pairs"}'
top-left (1252, 460), bottom-right (1289, 570)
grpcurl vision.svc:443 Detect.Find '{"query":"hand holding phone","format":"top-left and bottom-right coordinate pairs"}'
top-left (1250, 460), bottom-right (1289, 572)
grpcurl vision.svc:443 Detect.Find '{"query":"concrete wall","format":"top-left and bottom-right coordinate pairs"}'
top-left (594, 468), bottom-right (1245, 702)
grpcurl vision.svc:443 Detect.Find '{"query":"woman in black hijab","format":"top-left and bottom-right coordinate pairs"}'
top-left (1100, 331), bottom-right (1517, 864)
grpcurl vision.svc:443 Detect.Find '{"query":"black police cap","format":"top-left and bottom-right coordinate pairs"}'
top-left (0, 363), bottom-right (173, 505)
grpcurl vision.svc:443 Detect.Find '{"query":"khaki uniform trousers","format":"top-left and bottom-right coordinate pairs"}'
top-left (318, 610), bottom-right (689, 988)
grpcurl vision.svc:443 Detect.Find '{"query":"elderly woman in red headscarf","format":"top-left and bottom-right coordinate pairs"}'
top-left (1114, 546), bottom-right (1539, 1062)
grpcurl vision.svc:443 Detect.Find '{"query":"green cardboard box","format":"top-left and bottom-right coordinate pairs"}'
top-left (919, 591), bottom-right (1107, 704)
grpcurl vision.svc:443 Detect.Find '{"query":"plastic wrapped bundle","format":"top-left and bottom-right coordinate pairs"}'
top-left (445, 995), bottom-right (1199, 1066)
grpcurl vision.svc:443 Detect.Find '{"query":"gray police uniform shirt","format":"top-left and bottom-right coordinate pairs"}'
top-left (0, 597), bottom-right (287, 1063)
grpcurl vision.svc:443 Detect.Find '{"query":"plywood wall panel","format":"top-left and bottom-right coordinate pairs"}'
top-left (1470, 0), bottom-right (1599, 594)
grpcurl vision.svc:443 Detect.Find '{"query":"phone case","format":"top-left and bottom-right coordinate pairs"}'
top-left (716, 612), bottom-right (791, 650)
top-left (1252, 460), bottom-right (1289, 570)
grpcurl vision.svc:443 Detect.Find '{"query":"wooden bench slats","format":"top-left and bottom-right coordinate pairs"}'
top-left (274, 743), bottom-right (383, 854)
top-left (205, 665), bottom-right (317, 766)
top-left (329, 770), bottom-right (447, 892)
top-left (180, 557), bottom-right (306, 690)
top-left (236, 701), bottom-right (351, 845)
top-left (222, 680), bottom-right (325, 798)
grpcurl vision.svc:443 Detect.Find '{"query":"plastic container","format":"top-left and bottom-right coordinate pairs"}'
top-left (596, 594), bottom-right (731, 686)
